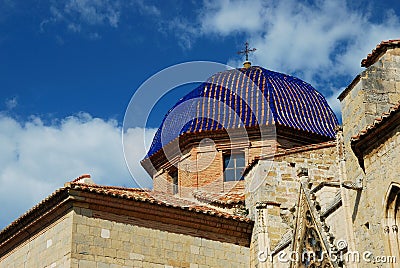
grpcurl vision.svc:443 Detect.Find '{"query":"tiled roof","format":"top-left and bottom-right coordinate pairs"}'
top-left (68, 182), bottom-right (251, 222)
top-left (0, 181), bottom-right (251, 240)
top-left (361, 39), bottom-right (400, 67)
top-left (70, 173), bottom-right (92, 183)
top-left (351, 102), bottom-right (400, 142)
top-left (0, 188), bottom-right (67, 240)
top-left (192, 190), bottom-right (245, 206)
top-left (146, 66), bottom-right (338, 158)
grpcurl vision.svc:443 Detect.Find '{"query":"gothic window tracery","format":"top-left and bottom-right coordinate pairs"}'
top-left (299, 210), bottom-right (332, 268)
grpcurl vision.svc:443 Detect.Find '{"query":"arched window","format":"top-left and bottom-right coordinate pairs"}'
top-left (384, 183), bottom-right (400, 264)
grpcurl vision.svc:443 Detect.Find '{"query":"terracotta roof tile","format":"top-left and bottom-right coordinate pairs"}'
top-left (71, 174), bottom-right (92, 183)
top-left (351, 102), bottom-right (400, 142)
top-left (192, 190), bottom-right (245, 206)
top-left (0, 181), bottom-right (252, 238)
top-left (68, 182), bottom-right (251, 222)
top-left (0, 187), bottom-right (68, 241)
top-left (361, 39), bottom-right (400, 67)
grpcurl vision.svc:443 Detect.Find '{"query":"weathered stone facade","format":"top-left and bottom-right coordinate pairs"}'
top-left (71, 213), bottom-right (249, 267)
top-left (0, 213), bottom-right (73, 268)
top-left (338, 41), bottom-right (400, 268)
top-left (245, 142), bottom-right (341, 267)
top-left (244, 41), bottom-right (400, 268)
top-left (0, 210), bottom-right (249, 268)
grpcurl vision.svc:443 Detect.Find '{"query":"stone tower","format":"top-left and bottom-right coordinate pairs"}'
top-left (338, 40), bottom-right (400, 266)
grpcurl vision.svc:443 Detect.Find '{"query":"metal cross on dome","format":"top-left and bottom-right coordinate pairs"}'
top-left (237, 42), bottom-right (256, 61)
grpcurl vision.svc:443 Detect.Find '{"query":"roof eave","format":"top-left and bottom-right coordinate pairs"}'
top-left (351, 105), bottom-right (400, 169)
top-left (0, 183), bottom-right (254, 257)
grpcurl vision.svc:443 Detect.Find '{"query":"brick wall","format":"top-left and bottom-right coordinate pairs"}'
top-left (154, 134), bottom-right (314, 197)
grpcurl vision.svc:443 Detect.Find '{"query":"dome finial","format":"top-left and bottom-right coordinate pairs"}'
top-left (237, 41), bottom-right (256, 68)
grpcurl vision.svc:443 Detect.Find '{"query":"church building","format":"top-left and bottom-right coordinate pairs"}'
top-left (1, 40), bottom-right (400, 268)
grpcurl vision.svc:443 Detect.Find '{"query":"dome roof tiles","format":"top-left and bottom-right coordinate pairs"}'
top-left (147, 66), bottom-right (338, 157)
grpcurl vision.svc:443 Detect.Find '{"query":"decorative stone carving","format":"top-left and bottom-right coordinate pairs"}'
top-left (384, 226), bottom-right (390, 234)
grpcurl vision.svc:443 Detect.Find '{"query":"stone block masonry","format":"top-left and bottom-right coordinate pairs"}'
top-left (71, 213), bottom-right (249, 267)
top-left (0, 209), bottom-right (249, 268)
top-left (0, 213), bottom-right (73, 268)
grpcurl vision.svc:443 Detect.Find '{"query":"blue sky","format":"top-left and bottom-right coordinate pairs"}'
top-left (1, 0), bottom-right (400, 228)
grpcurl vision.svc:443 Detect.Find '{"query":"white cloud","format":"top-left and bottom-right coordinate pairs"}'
top-left (0, 113), bottom-right (155, 229)
top-left (199, 0), bottom-right (400, 79)
top-left (169, 0), bottom-right (400, 116)
top-left (41, 0), bottom-right (161, 38)
top-left (135, 0), bottom-right (160, 16)
top-left (325, 86), bottom-right (345, 121)
top-left (123, 127), bottom-right (157, 189)
top-left (200, 0), bottom-right (266, 35)
top-left (64, 0), bottom-right (120, 28)
top-left (162, 17), bottom-right (198, 49)
top-left (41, 0), bottom-right (122, 38)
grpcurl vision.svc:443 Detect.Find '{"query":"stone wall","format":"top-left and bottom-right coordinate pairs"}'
top-left (246, 144), bottom-right (338, 219)
top-left (342, 49), bottom-right (400, 170)
top-left (339, 47), bottom-right (400, 239)
top-left (0, 207), bottom-right (250, 268)
top-left (340, 48), bottom-right (400, 139)
top-left (0, 212), bottom-right (73, 268)
top-left (71, 212), bottom-right (249, 268)
top-left (339, 46), bottom-right (400, 266)
top-left (153, 169), bottom-right (171, 193)
top-left (350, 123), bottom-right (400, 264)
top-left (245, 143), bottom-right (339, 267)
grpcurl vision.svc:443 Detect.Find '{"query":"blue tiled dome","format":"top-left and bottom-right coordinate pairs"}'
top-left (146, 66), bottom-right (338, 157)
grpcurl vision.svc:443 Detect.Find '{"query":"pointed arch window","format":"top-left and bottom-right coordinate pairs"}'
top-left (384, 184), bottom-right (400, 264)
